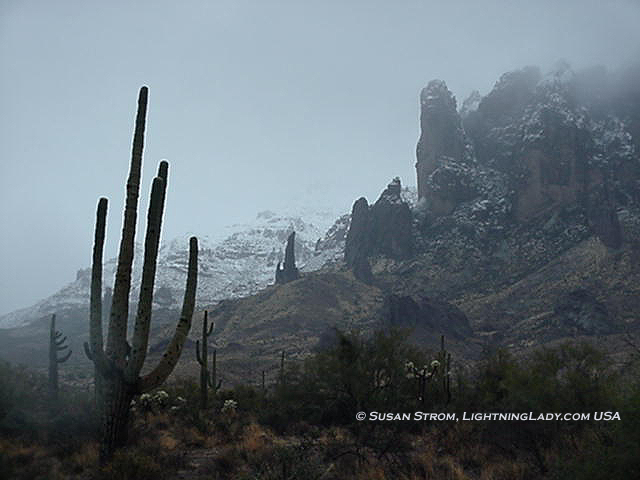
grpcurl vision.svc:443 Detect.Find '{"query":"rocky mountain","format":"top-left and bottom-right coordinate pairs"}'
top-left (370, 62), bottom-right (640, 356)
top-left (0, 208), bottom-right (347, 331)
top-left (2, 62), bottom-right (640, 385)
top-left (204, 62), bottom-right (640, 382)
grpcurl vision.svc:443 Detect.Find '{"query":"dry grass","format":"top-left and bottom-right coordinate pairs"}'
top-left (0, 411), bottom-right (607, 480)
top-left (479, 460), bottom-right (531, 480)
top-left (240, 422), bottom-right (276, 453)
top-left (2, 371), bottom-right (625, 480)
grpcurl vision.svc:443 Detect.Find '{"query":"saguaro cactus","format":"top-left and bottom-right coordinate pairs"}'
top-left (196, 311), bottom-right (221, 409)
top-left (49, 314), bottom-right (72, 403)
top-left (84, 86), bottom-right (198, 462)
top-left (440, 335), bottom-right (452, 404)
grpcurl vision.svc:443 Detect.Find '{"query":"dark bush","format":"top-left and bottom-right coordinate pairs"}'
top-left (260, 329), bottom-right (439, 432)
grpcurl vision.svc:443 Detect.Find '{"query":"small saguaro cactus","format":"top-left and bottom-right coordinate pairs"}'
top-left (49, 314), bottom-right (72, 403)
top-left (439, 335), bottom-right (452, 404)
top-left (84, 86), bottom-right (198, 463)
top-left (196, 311), bottom-right (221, 409)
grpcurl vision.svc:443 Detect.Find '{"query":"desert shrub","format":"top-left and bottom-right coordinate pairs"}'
top-left (463, 342), bottom-right (617, 414)
top-left (261, 329), bottom-right (435, 433)
top-left (452, 342), bottom-right (620, 473)
top-left (47, 388), bottom-right (99, 449)
top-left (0, 360), bottom-right (16, 421)
top-left (0, 361), bottom-right (49, 435)
top-left (161, 378), bottom-right (211, 434)
top-left (240, 442), bottom-right (326, 480)
top-left (551, 364), bottom-right (640, 480)
top-left (219, 384), bottom-right (262, 413)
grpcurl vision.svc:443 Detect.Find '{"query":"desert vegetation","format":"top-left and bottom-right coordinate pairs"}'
top-left (1, 331), bottom-right (638, 479)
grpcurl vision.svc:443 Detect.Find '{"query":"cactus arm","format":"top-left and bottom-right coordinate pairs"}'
top-left (106, 86), bottom-right (148, 365)
top-left (88, 198), bottom-right (108, 361)
top-left (57, 349), bottom-right (72, 363)
top-left (206, 318), bottom-right (214, 337)
top-left (85, 341), bottom-right (122, 379)
top-left (156, 160), bottom-right (168, 220)
top-left (126, 174), bottom-right (167, 382)
top-left (137, 236), bottom-right (198, 393)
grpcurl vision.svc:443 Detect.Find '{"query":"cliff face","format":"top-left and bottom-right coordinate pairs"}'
top-left (416, 64), bottom-right (638, 249)
top-left (416, 80), bottom-right (475, 216)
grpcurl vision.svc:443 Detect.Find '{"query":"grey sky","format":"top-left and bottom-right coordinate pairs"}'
top-left (1, 0), bottom-right (639, 315)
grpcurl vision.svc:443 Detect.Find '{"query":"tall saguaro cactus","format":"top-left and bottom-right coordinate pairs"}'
top-left (84, 86), bottom-right (198, 463)
top-left (195, 310), bottom-right (220, 409)
top-left (49, 314), bottom-right (72, 403)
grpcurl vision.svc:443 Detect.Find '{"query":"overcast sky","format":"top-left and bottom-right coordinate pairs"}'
top-left (1, 0), bottom-right (639, 315)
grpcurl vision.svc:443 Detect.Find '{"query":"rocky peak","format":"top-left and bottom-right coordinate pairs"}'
top-left (416, 63), bottom-right (639, 249)
top-left (344, 178), bottom-right (414, 281)
top-left (459, 90), bottom-right (482, 118)
top-left (369, 177), bottom-right (414, 259)
top-left (378, 176), bottom-right (402, 202)
top-left (344, 197), bottom-right (371, 270)
top-left (416, 80), bottom-right (476, 216)
top-left (275, 231), bottom-right (300, 284)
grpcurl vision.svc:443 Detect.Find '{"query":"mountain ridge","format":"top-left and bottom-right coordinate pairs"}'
top-left (2, 62), bottom-right (640, 385)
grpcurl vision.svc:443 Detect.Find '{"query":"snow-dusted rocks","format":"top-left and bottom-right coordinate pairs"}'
top-left (0, 209), bottom-right (346, 329)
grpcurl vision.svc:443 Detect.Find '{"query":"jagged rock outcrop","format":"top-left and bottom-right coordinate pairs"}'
top-left (344, 178), bottom-right (414, 281)
top-left (370, 177), bottom-right (414, 260)
top-left (416, 80), bottom-right (476, 216)
top-left (416, 64), bottom-right (639, 249)
top-left (344, 197), bottom-right (370, 267)
top-left (275, 232), bottom-right (300, 284)
top-left (368, 178), bottom-right (414, 259)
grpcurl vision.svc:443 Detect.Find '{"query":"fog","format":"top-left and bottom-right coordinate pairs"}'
top-left (1, 0), bottom-right (639, 315)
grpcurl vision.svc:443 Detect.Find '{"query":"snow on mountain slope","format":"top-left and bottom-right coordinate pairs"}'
top-left (0, 208), bottom-right (347, 329)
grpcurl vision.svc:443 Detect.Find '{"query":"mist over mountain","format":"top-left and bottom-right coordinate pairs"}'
top-left (3, 62), bottom-right (639, 380)
top-left (0, 207), bottom-right (347, 330)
